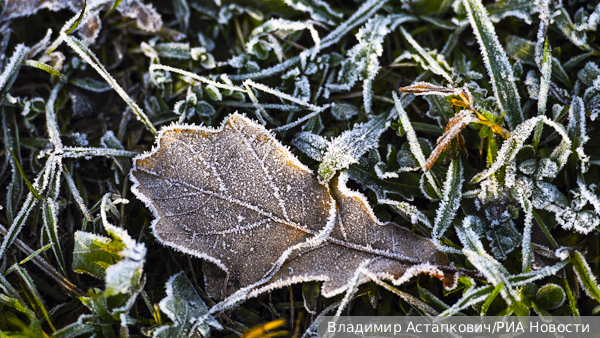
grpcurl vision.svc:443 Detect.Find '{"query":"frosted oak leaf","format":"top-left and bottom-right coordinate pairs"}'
top-left (131, 114), bottom-right (455, 299)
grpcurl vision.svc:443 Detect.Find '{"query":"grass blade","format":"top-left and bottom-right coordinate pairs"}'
top-left (6, 147), bottom-right (42, 200)
top-left (43, 199), bottom-right (67, 275)
top-left (394, 92), bottom-right (441, 197)
top-left (480, 282), bottom-right (503, 315)
top-left (62, 33), bottom-right (156, 134)
top-left (533, 37), bottom-right (552, 150)
top-left (463, 0), bottom-right (522, 129)
top-left (23, 60), bottom-right (66, 79)
top-left (432, 158), bottom-right (463, 254)
top-left (571, 250), bottom-right (600, 304)
top-left (13, 265), bottom-right (56, 332)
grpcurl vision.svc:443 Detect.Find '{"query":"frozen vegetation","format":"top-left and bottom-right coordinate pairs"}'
top-left (0, 0), bottom-right (600, 336)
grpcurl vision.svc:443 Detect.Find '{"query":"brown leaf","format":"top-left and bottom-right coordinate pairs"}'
top-left (131, 114), bottom-right (454, 299)
top-left (425, 110), bottom-right (479, 171)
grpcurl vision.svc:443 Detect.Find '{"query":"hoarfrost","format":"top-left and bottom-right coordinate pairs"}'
top-left (555, 247), bottom-right (569, 260)
top-left (246, 19), bottom-right (322, 60)
top-left (318, 111), bottom-right (392, 183)
top-left (331, 102), bottom-right (359, 121)
top-left (487, 0), bottom-right (537, 24)
top-left (524, 70), bottom-right (540, 99)
top-left (457, 218), bottom-right (519, 303)
top-left (472, 116), bottom-right (571, 183)
top-left (394, 92), bottom-right (440, 196)
top-left (292, 132), bottom-right (329, 162)
top-left (532, 181), bottom-right (599, 235)
top-left (567, 96), bottom-right (589, 172)
top-left (347, 150), bottom-right (420, 202)
top-left (327, 15), bottom-right (390, 114)
top-left (432, 159), bottom-right (464, 254)
top-left (154, 272), bottom-right (220, 338)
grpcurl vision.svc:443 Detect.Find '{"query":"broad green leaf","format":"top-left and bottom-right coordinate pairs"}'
top-left (535, 283), bottom-right (565, 310)
top-left (154, 43), bottom-right (191, 59)
top-left (486, 0), bottom-right (534, 24)
top-left (331, 102), bottom-right (359, 121)
top-left (72, 231), bottom-right (122, 279)
top-left (292, 131), bottom-right (330, 162)
top-left (577, 61), bottom-right (600, 86)
top-left (552, 7), bottom-right (596, 52)
top-left (484, 220), bottom-right (521, 261)
top-left (464, 0), bottom-right (522, 129)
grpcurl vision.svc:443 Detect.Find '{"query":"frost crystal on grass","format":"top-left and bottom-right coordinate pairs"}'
top-left (432, 159), bottom-right (463, 254)
top-left (487, 0), bottom-right (536, 24)
top-left (472, 116), bottom-right (571, 183)
top-left (567, 96), bottom-right (589, 172)
top-left (327, 15), bottom-right (390, 114)
top-left (292, 132), bottom-right (330, 162)
top-left (154, 272), bottom-right (220, 338)
top-left (331, 102), bottom-right (359, 121)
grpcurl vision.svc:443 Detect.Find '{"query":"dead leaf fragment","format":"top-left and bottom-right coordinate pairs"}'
top-left (131, 114), bottom-right (453, 299)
